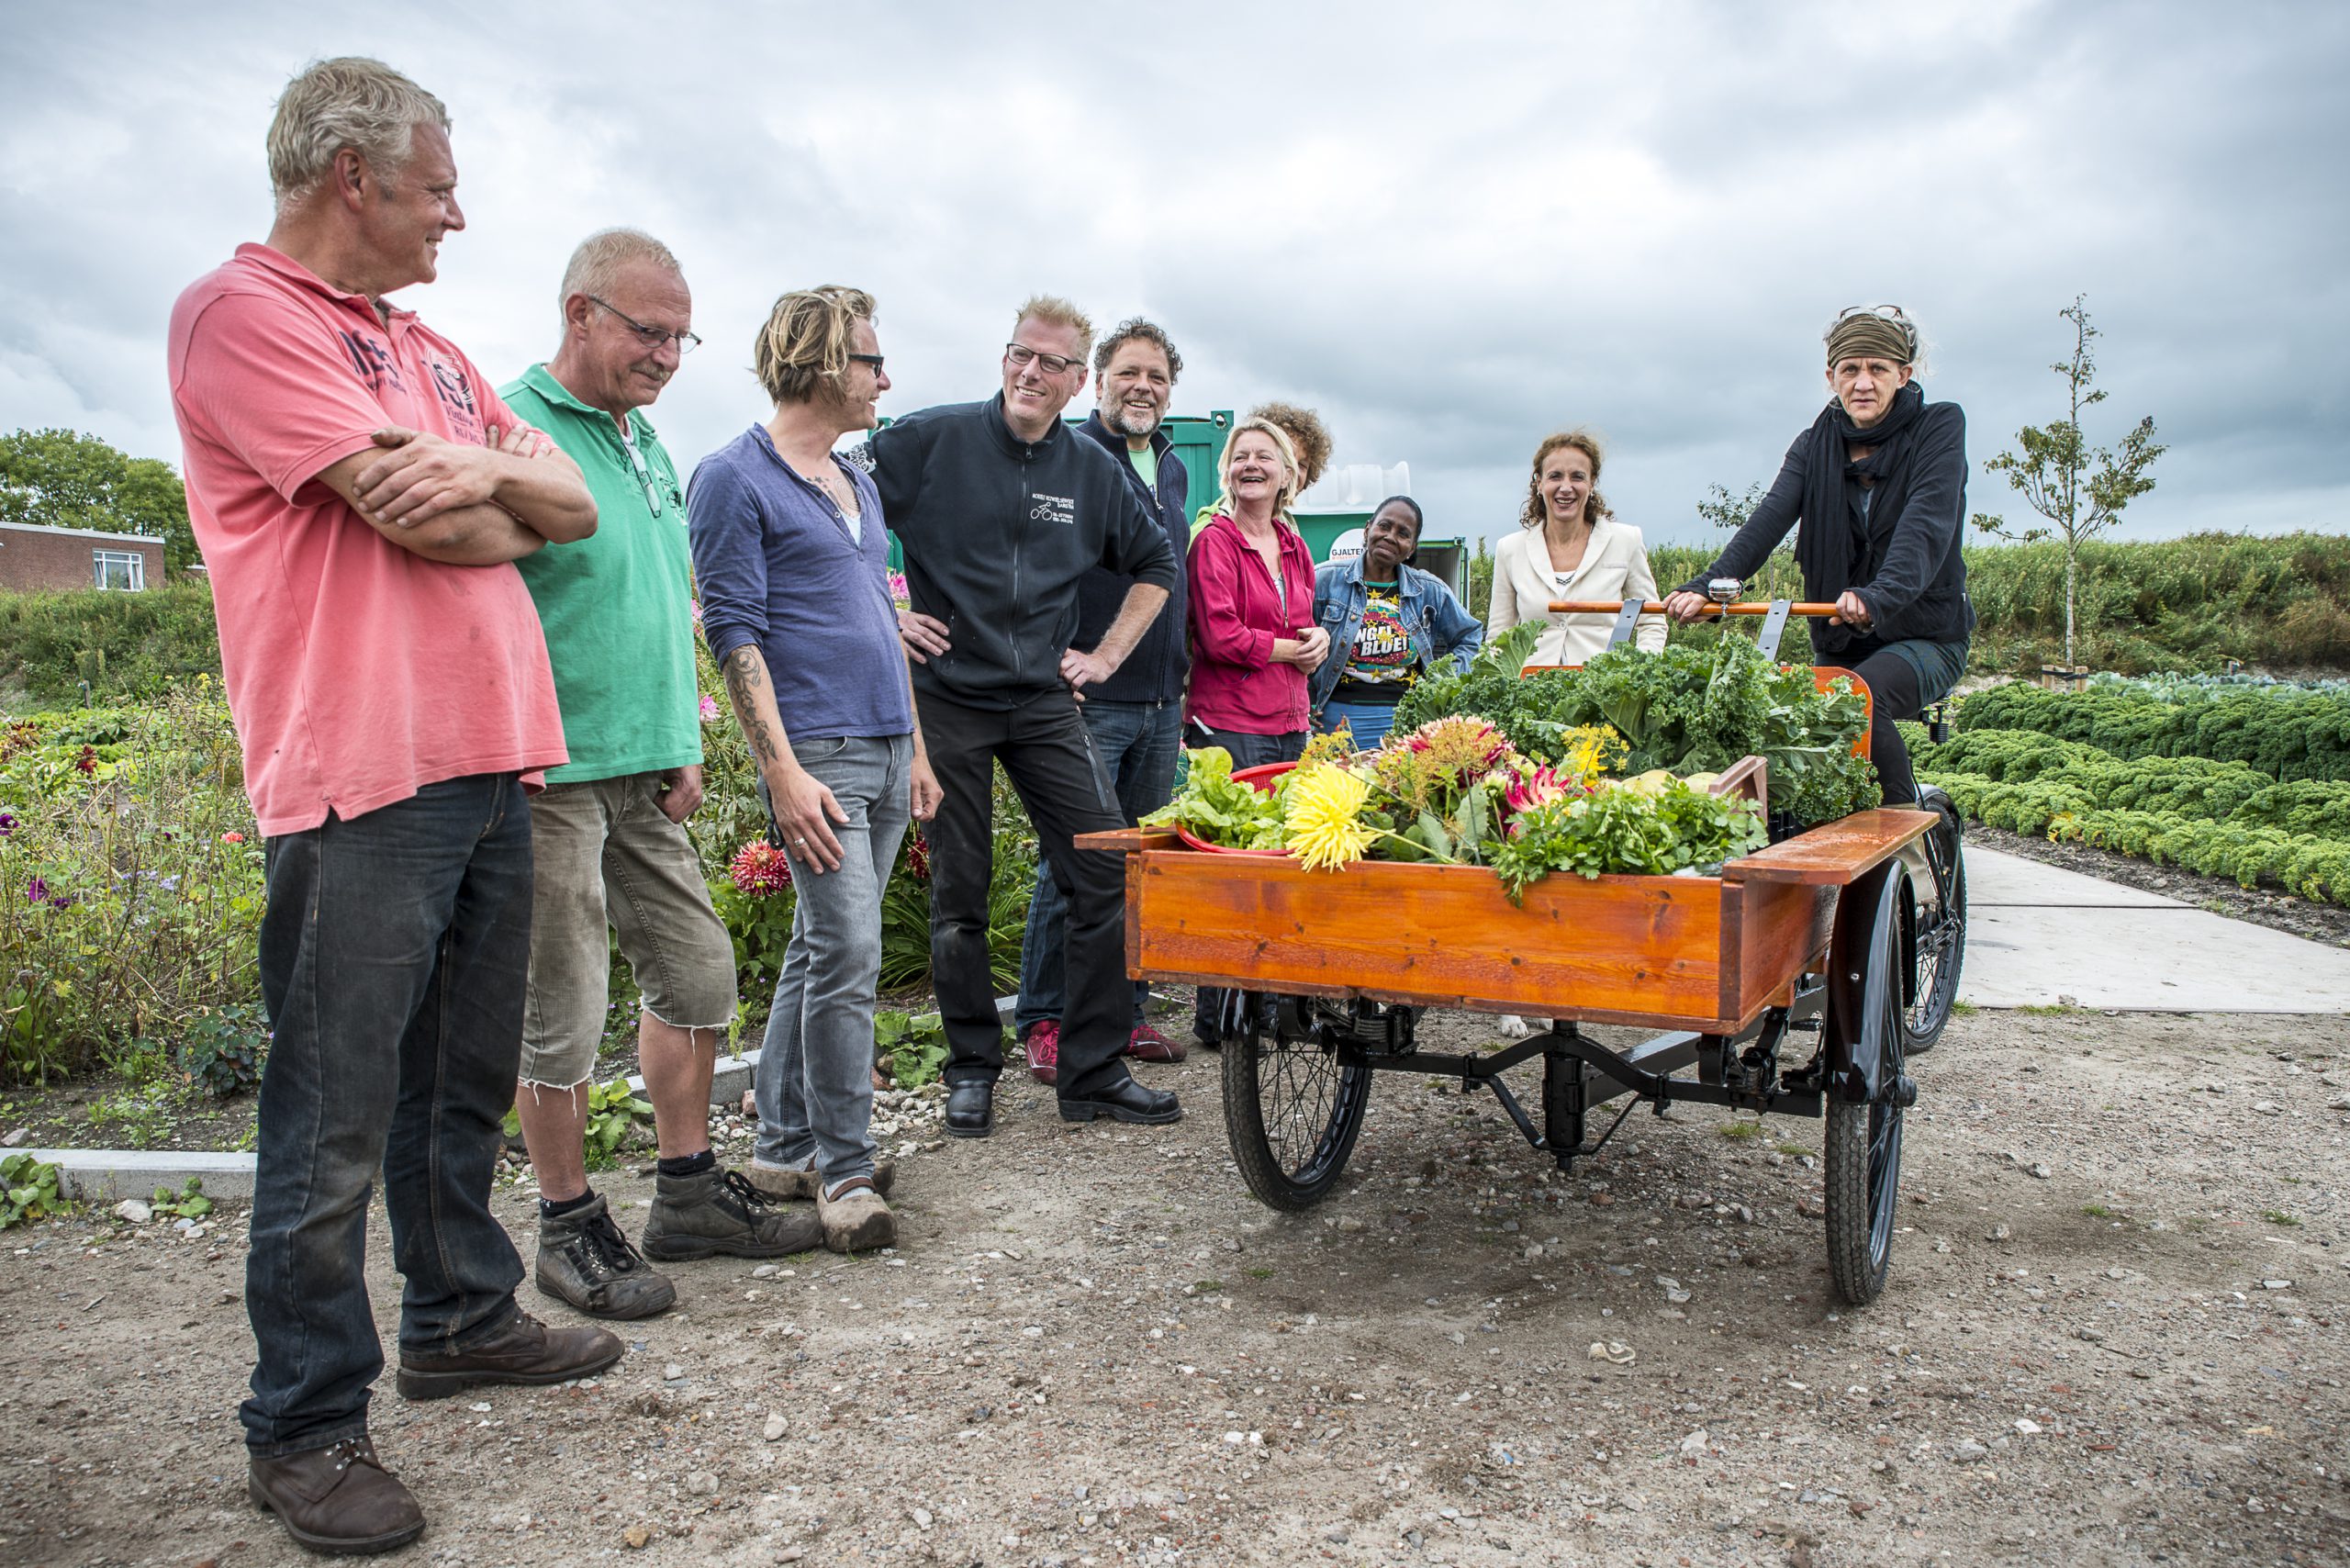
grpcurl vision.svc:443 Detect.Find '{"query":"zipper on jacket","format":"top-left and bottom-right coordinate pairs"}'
top-left (1010, 452), bottom-right (1025, 687)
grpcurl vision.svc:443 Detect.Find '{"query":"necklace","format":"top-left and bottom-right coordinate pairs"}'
top-left (787, 454), bottom-right (856, 517)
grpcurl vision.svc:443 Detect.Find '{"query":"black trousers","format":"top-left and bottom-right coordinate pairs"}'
top-left (1838, 637), bottom-right (1968, 806)
top-left (917, 686), bottom-right (1131, 1100)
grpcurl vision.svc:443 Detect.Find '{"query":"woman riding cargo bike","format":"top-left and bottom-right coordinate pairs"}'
top-left (1662, 302), bottom-right (1968, 1049)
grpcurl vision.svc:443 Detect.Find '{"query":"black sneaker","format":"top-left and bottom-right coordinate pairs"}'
top-left (534, 1193), bottom-right (676, 1320)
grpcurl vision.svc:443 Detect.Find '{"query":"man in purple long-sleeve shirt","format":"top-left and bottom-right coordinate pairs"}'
top-left (687, 285), bottom-right (939, 1255)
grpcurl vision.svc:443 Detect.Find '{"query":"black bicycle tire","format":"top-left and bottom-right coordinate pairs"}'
top-left (1902, 787), bottom-right (1967, 1054)
top-left (1824, 883), bottom-right (1908, 1305)
top-left (1220, 1022), bottom-right (1374, 1211)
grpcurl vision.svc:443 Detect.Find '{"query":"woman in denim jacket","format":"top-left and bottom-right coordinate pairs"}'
top-left (1309, 496), bottom-right (1484, 748)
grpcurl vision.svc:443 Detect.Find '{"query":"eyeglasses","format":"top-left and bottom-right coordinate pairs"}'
top-left (847, 353), bottom-right (886, 375)
top-left (588, 296), bottom-right (702, 354)
top-left (1835, 303), bottom-right (1910, 322)
top-left (1004, 342), bottom-right (1084, 376)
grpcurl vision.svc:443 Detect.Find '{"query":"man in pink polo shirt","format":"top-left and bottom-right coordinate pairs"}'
top-left (167, 57), bottom-right (617, 1556)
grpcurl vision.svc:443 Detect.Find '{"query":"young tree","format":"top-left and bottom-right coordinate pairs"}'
top-left (1696, 480), bottom-right (1765, 535)
top-left (1975, 297), bottom-right (2165, 666)
top-left (0, 427), bottom-right (197, 573)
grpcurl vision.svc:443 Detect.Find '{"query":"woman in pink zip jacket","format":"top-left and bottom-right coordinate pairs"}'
top-left (1183, 414), bottom-right (1326, 765)
top-left (1181, 413), bottom-right (1325, 1047)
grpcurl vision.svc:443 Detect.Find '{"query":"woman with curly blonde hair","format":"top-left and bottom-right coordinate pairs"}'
top-left (1486, 429), bottom-right (1665, 667)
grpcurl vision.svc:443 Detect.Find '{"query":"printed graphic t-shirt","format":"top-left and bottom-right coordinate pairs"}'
top-left (1333, 580), bottom-right (1417, 704)
top-left (167, 243), bottom-right (567, 835)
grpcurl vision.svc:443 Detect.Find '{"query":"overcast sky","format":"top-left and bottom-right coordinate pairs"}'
top-left (2, 0), bottom-right (2344, 554)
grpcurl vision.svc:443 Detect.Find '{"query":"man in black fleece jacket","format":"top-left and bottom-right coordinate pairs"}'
top-left (871, 296), bottom-right (1179, 1136)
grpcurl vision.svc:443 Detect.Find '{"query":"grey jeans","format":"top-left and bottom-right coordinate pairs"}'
top-left (754, 734), bottom-right (912, 1183)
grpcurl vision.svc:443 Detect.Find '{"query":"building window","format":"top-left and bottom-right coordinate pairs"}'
top-left (94, 550), bottom-right (146, 591)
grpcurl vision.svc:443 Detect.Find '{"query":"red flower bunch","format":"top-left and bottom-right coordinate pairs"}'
top-left (904, 831), bottom-right (932, 884)
top-left (1505, 763), bottom-right (1589, 815)
top-left (1404, 717), bottom-right (1508, 776)
top-left (73, 745), bottom-right (97, 775)
top-left (729, 840), bottom-right (794, 896)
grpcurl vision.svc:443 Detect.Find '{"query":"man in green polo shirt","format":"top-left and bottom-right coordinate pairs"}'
top-left (503, 229), bottom-right (817, 1320)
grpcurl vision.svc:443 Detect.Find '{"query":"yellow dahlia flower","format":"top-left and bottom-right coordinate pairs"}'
top-left (1283, 764), bottom-right (1375, 872)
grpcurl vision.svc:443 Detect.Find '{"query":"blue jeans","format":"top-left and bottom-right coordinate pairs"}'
top-left (243, 775), bottom-right (532, 1456)
top-left (1317, 698), bottom-right (1403, 750)
top-left (1013, 699), bottom-right (1181, 1036)
top-left (754, 734), bottom-right (912, 1183)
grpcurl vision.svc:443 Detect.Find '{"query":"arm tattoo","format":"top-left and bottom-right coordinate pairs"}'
top-left (722, 646), bottom-right (782, 767)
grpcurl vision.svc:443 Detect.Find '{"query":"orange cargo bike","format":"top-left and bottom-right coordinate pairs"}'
top-left (1079, 599), bottom-right (1967, 1305)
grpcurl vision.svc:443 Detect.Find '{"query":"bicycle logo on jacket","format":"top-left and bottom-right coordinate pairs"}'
top-left (1028, 492), bottom-right (1076, 526)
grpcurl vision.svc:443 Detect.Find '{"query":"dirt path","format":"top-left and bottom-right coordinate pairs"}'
top-left (4, 1007), bottom-right (2346, 1567)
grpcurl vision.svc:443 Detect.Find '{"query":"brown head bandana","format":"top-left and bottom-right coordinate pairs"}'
top-left (1825, 311), bottom-right (1915, 367)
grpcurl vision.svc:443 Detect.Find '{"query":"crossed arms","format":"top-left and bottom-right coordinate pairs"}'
top-left (314, 422), bottom-right (597, 564)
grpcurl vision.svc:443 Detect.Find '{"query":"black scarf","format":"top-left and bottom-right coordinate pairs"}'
top-left (1795, 379), bottom-right (1927, 652)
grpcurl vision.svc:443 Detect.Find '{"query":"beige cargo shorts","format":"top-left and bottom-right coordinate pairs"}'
top-left (520, 772), bottom-right (737, 1090)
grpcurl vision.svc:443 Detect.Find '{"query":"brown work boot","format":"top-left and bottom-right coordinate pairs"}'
top-left (741, 1155), bottom-right (897, 1203)
top-left (640, 1164), bottom-right (822, 1260)
top-left (816, 1175), bottom-right (897, 1253)
top-left (248, 1435), bottom-right (425, 1555)
top-left (395, 1305), bottom-right (622, 1401)
top-left (534, 1193), bottom-right (676, 1321)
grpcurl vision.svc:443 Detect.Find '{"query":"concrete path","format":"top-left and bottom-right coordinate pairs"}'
top-left (1959, 846), bottom-right (2350, 1013)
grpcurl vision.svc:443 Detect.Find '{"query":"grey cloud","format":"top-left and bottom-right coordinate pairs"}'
top-left (0, 0), bottom-right (2343, 557)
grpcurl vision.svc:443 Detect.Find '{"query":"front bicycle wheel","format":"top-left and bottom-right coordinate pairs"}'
top-left (1902, 786), bottom-right (1966, 1053)
top-left (1824, 871), bottom-right (1909, 1306)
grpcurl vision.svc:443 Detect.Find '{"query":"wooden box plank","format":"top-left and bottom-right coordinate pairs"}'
top-left (1129, 852), bottom-right (1724, 1020)
top-left (1723, 808), bottom-right (1934, 886)
top-left (1722, 878), bottom-right (1839, 1019)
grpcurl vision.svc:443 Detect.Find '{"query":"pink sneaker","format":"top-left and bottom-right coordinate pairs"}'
top-left (1124, 1023), bottom-right (1187, 1063)
top-left (1023, 1020), bottom-right (1059, 1085)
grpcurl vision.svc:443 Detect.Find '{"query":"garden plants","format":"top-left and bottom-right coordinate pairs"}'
top-left (0, 1152), bottom-right (63, 1230)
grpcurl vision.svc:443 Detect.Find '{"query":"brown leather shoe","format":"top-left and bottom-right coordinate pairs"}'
top-left (395, 1305), bottom-right (622, 1401)
top-left (249, 1435), bottom-right (425, 1555)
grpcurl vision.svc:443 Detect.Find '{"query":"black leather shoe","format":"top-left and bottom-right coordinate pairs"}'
top-left (944, 1080), bottom-right (994, 1138)
top-left (1058, 1076), bottom-right (1182, 1125)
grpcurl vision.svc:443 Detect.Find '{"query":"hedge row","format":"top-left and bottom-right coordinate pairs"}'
top-left (7, 532), bottom-right (2349, 711)
top-left (1912, 728), bottom-right (2350, 837)
top-left (1648, 531), bottom-right (2350, 675)
top-left (0, 579), bottom-right (223, 707)
top-left (1953, 680), bottom-right (2350, 783)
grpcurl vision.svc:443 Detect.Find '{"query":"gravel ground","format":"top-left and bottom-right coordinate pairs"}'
top-left (4, 1006), bottom-right (2347, 1567)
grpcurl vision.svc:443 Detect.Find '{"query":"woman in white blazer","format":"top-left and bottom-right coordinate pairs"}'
top-left (1486, 430), bottom-right (1666, 666)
